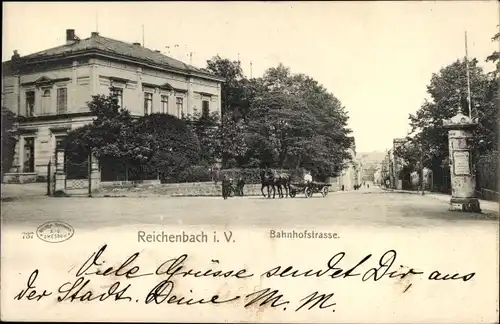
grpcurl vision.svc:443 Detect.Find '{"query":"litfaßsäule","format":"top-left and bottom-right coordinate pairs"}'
top-left (270, 229), bottom-right (339, 239)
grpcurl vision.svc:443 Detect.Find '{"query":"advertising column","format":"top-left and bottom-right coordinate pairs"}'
top-left (443, 113), bottom-right (480, 212)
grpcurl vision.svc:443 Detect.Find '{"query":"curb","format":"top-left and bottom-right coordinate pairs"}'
top-left (381, 188), bottom-right (499, 216)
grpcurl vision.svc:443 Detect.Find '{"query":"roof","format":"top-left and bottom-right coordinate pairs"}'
top-left (5, 33), bottom-right (224, 82)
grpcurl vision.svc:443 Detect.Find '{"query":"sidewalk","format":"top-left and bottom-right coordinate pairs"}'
top-left (1, 183), bottom-right (48, 201)
top-left (382, 188), bottom-right (499, 215)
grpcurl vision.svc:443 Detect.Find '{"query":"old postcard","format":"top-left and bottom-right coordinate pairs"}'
top-left (1, 1), bottom-right (499, 323)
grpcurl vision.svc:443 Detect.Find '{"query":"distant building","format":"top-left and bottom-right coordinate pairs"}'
top-left (2, 29), bottom-right (224, 182)
top-left (330, 146), bottom-right (362, 191)
top-left (391, 138), bottom-right (407, 189)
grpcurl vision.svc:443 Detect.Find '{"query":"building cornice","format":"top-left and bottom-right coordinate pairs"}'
top-left (7, 50), bottom-right (225, 83)
top-left (17, 112), bottom-right (95, 123)
top-left (21, 76), bottom-right (71, 87)
top-left (194, 91), bottom-right (214, 97)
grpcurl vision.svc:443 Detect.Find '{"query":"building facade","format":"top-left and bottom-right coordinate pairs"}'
top-left (330, 147), bottom-right (362, 190)
top-left (2, 29), bottom-right (224, 182)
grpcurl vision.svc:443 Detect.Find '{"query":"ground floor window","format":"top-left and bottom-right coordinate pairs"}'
top-left (202, 100), bottom-right (210, 118)
top-left (176, 97), bottom-right (184, 118)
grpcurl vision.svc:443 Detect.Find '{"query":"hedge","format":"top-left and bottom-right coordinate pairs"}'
top-left (102, 163), bottom-right (309, 184)
top-left (214, 168), bottom-right (306, 184)
top-left (158, 167), bottom-right (307, 184)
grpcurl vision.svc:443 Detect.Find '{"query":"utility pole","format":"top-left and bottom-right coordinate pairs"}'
top-left (420, 143), bottom-right (425, 195)
top-left (250, 61), bottom-right (253, 79)
top-left (464, 31), bottom-right (472, 118)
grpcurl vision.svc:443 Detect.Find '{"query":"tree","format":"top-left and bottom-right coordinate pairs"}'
top-left (65, 93), bottom-right (200, 181)
top-left (486, 27), bottom-right (500, 76)
top-left (405, 58), bottom-right (495, 171)
top-left (1, 107), bottom-right (18, 180)
top-left (65, 94), bottom-right (134, 158)
top-left (244, 64), bottom-right (354, 177)
top-left (204, 55), bottom-right (245, 117)
top-left (136, 113), bottom-right (201, 181)
top-left (184, 111), bottom-right (220, 166)
top-left (216, 111), bottom-right (248, 168)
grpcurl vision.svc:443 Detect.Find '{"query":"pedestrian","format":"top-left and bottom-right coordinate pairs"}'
top-left (237, 177), bottom-right (245, 196)
top-left (341, 185), bottom-right (345, 191)
top-left (221, 175), bottom-right (231, 199)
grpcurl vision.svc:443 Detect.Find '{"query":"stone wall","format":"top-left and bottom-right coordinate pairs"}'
top-left (95, 181), bottom-right (337, 198)
top-left (3, 172), bottom-right (37, 184)
top-left (96, 182), bottom-right (265, 197)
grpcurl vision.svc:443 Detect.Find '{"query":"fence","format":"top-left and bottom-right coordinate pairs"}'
top-left (476, 150), bottom-right (499, 200)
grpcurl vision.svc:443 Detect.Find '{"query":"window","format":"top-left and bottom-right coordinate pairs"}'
top-left (42, 89), bottom-right (51, 115)
top-left (23, 137), bottom-right (35, 173)
top-left (161, 95), bottom-right (168, 114)
top-left (144, 92), bottom-right (153, 115)
top-left (202, 100), bottom-right (210, 118)
top-left (176, 97), bottom-right (184, 118)
top-left (57, 88), bottom-right (68, 114)
top-left (111, 88), bottom-right (123, 107)
top-left (26, 91), bottom-right (35, 117)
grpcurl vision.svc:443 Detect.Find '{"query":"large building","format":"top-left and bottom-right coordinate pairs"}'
top-left (2, 29), bottom-right (224, 182)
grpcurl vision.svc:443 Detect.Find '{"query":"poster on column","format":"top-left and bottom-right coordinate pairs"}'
top-left (453, 151), bottom-right (471, 176)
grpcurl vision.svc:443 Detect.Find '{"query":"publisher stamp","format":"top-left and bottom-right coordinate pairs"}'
top-left (36, 221), bottom-right (75, 243)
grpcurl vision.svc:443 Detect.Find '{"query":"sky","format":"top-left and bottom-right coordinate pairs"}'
top-left (3, 1), bottom-right (499, 153)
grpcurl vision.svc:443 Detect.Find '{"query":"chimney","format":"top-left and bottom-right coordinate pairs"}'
top-left (11, 50), bottom-right (21, 72)
top-left (12, 50), bottom-right (20, 61)
top-left (66, 29), bottom-right (76, 45)
top-left (132, 42), bottom-right (141, 46)
top-left (91, 32), bottom-right (99, 37)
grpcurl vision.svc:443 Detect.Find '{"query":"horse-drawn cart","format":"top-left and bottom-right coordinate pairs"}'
top-left (289, 181), bottom-right (331, 198)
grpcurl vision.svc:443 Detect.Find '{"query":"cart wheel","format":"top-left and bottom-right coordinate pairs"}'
top-left (290, 190), bottom-right (296, 198)
top-left (321, 186), bottom-right (329, 197)
top-left (304, 187), bottom-right (313, 198)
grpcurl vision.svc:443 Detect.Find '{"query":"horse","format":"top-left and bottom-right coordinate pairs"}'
top-left (273, 170), bottom-right (291, 198)
top-left (260, 168), bottom-right (276, 198)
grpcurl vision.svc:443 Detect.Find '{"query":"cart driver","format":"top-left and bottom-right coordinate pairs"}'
top-left (304, 171), bottom-right (312, 184)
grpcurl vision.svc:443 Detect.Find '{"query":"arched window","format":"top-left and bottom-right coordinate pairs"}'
top-left (42, 89), bottom-right (51, 115)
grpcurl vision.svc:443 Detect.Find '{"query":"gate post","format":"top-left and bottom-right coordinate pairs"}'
top-left (88, 152), bottom-right (92, 197)
top-left (88, 152), bottom-right (100, 197)
top-left (46, 161), bottom-right (51, 196)
top-left (54, 148), bottom-right (66, 193)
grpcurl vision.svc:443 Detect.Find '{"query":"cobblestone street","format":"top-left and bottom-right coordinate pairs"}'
top-left (2, 186), bottom-right (497, 230)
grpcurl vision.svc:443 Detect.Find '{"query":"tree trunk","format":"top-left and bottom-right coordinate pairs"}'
top-left (296, 154), bottom-right (302, 169)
